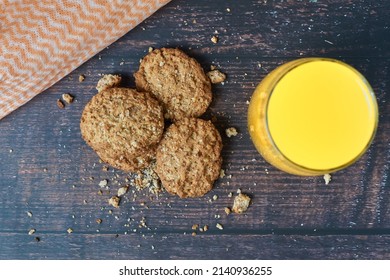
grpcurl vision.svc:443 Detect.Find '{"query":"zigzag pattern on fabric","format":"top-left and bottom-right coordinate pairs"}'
top-left (0, 0), bottom-right (171, 119)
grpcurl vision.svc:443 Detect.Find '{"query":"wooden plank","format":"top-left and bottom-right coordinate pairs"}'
top-left (1, 232), bottom-right (390, 259)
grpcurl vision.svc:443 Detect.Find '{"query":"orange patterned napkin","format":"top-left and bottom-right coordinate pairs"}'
top-left (0, 0), bottom-right (171, 120)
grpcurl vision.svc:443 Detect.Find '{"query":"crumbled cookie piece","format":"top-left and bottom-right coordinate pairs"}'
top-left (207, 69), bottom-right (226, 84)
top-left (96, 218), bottom-right (102, 224)
top-left (67, 228), bottom-right (73, 234)
top-left (96, 74), bottom-right (122, 92)
top-left (79, 75), bottom-right (85, 82)
top-left (56, 99), bottom-right (65, 109)
top-left (109, 196), bottom-right (121, 208)
top-left (28, 229), bottom-right (36, 235)
top-left (224, 207), bottom-right (231, 215)
top-left (324, 173), bottom-right (332, 185)
top-left (225, 127), bottom-right (238, 138)
top-left (232, 193), bottom-right (251, 214)
top-left (117, 185), bottom-right (129, 197)
top-left (216, 223), bottom-right (224, 230)
top-left (211, 35), bottom-right (219, 44)
top-left (99, 179), bottom-right (108, 188)
top-left (62, 93), bottom-right (74, 104)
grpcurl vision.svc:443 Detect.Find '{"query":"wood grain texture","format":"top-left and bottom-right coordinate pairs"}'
top-left (0, 0), bottom-right (389, 259)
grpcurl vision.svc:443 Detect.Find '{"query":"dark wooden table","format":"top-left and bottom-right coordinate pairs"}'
top-left (0, 0), bottom-right (389, 260)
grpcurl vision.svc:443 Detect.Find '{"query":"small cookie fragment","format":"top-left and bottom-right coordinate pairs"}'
top-left (79, 75), bottom-right (85, 82)
top-left (211, 35), bottom-right (219, 44)
top-left (117, 185), bottom-right (129, 197)
top-left (134, 48), bottom-right (212, 121)
top-left (207, 69), bottom-right (226, 84)
top-left (62, 93), bottom-right (74, 104)
top-left (216, 223), bottom-right (224, 230)
top-left (109, 196), bottom-right (121, 208)
top-left (156, 118), bottom-right (222, 198)
top-left (96, 74), bottom-right (122, 92)
top-left (225, 127), bottom-right (238, 137)
top-left (232, 193), bottom-right (251, 214)
top-left (324, 173), bottom-right (331, 185)
top-left (98, 179), bottom-right (108, 188)
top-left (56, 99), bottom-right (65, 109)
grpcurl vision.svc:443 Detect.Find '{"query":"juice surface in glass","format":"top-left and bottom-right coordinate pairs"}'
top-left (248, 58), bottom-right (378, 176)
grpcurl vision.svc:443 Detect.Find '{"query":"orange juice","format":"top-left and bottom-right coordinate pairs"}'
top-left (248, 58), bottom-right (378, 176)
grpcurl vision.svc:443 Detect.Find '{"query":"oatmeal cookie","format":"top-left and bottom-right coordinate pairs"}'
top-left (156, 118), bottom-right (222, 198)
top-left (134, 48), bottom-right (212, 121)
top-left (80, 87), bottom-right (164, 171)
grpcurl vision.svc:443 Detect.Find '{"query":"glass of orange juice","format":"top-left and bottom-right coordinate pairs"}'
top-left (248, 58), bottom-right (378, 176)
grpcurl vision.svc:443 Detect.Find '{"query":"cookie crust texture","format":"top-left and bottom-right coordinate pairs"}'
top-left (134, 48), bottom-right (212, 121)
top-left (80, 87), bottom-right (164, 171)
top-left (156, 118), bottom-right (222, 198)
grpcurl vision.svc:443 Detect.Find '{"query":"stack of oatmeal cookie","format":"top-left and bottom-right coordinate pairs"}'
top-left (81, 48), bottom-right (222, 198)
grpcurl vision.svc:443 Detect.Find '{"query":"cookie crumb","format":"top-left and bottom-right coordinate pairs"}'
top-left (216, 223), bottom-right (224, 230)
top-left (67, 228), bottom-right (73, 234)
top-left (211, 35), bottom-right (219, 44)
top-left (207, 69), bottom-right (226, 84)
top-left (28, 229), bottom-right (36, 235)
top-left (117, 185), bottom-right (129, 197)
top-left (324, 173), bottom-right (332, 185)
top-left (232, 193), bottom-right (251, 214)
top-left (62, 93), bottom-right (74, 104)
top-left (109, 196), bottom-right (121, 208)
top-left (99, 179), bottom-right (108, 188)
top-left (192, 224), bottom-right (199, 230)
top-left (96, 218), bottom-right (102, 224)
top-left (56, 99), bottom-right (65, 109)
top-left (96, 74), bottom-right (122, 92)
top-left (203, 225), bottom-right (209, 232)
top-left (26, 211), bottom-right (33, 218)
top-left (213, 194), bottom-right (218, 201)
top-left (219, 169), bottom-right (226, 179)
top-left (79, 75), bottom-right (85, 82)
top-left (224, 207), bottom-right (231, 215)
top-left (225, 127), bottom-right (238, 137)
top-left (148, 47), bottom-right (154, 53)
